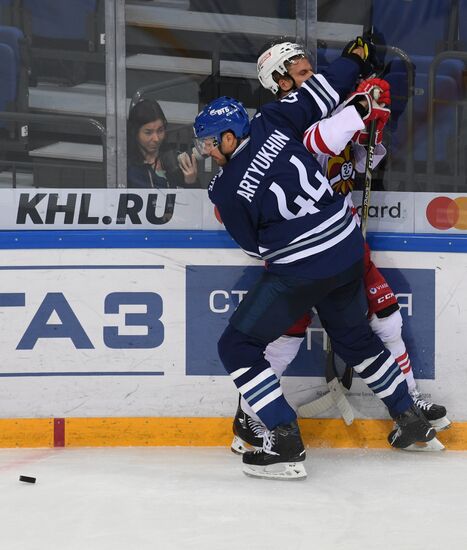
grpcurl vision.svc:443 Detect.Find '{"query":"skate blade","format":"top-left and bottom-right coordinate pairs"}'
top-left (242, 461), bottom-right (307, 480)
top-left (231, 435), bottom-right (261, 455)
top-left (430, 416), bottom-right (452, 432)
top-left (402, 437), bottom-right (445, 452)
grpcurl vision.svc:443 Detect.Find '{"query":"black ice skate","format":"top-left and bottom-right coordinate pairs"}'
top-left (242, 420), bottom-right (307, 480)
top-left (388, 404), bottom-right (444, 452)
top-left (410, 390), bottom-right (451, 431)
top-left (231, 401), bottom-right (264, 455)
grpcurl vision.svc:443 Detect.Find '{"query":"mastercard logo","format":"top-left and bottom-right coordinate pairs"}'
top-left (426, 196), bottom-right (467, 230)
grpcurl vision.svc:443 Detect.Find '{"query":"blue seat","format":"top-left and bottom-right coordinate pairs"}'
top-left (0, 25), bottom-right (29, 110)
top-left (373, 0), bottom-right (451, 57)
top-left (373, 0), bottom-right (464, 86)
top-left (0, 42), bottom-right (16, 104)
top-left (390, 55), bottom-right (465, 97)
top-left (23, 0), bottom-right (97, 41)
top-left (0, 42), bottom-right (17, 128)
top-left (0, 25), bottom-right (23, 66)
top-left (386, 73), bottom-right (458, 163)
top-left (371, 0), bottom-right (463, 165)
top-left (316, 46), bottom-right (340, 72)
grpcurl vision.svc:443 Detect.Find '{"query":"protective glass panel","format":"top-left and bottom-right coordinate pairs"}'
top-left (0, 0), bottom-right (464, 233)
top-left (0, 0), bottom-right (107, 193)
top-left (316, 0), bottom-right (467, 234)
top-left (124, 0), bottom-right (296, 188)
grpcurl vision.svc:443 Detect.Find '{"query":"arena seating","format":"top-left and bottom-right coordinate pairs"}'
top-left (370, 0), bottom-right (465, 172)
top-left (1, 1), bottom-right (465, 190)
top-left (386, 72), bottom-right (459, 162)
top-left (0, 42), bottom-right (16, 119)
top-left (0, 25), bottom-right (28, 110)
top-left (22, 0), bottom-right (98, 44)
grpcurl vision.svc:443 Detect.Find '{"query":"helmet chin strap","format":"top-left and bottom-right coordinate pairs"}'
top-left (279, 74), bottom-right (297, 96)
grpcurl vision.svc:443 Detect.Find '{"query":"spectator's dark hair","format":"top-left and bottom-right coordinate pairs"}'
top-left (127, 99), bottom-right (168, 164)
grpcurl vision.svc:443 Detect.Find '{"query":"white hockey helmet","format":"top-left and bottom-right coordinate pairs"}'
top-left (257, 41), bottom-right (307, 94)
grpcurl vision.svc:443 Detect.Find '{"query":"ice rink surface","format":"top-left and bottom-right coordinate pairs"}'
top-left (0, 446), bottom-right (466, 550)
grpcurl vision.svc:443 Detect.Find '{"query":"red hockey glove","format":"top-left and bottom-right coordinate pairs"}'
top-left (350, 78), bottom-right (391, 145)
top-left (354, 103), bottom-right (390, 145)
top-left (356, 77), bottom-right (391, 106)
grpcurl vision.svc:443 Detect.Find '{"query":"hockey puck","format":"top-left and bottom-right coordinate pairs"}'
top-left (19, 475), bottom-right (36, 484)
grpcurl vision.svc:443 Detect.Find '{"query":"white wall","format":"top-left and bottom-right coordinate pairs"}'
top-left (0, 247), bottom-right (465, 421)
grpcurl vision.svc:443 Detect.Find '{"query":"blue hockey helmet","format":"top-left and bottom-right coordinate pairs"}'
top-left (193, 96), bottom-right (250, 157)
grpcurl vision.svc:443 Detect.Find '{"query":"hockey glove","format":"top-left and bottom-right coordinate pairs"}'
top-left (356, 77), bottom-right (391, 106)
top-left (341, 35), bottom-right (375, 77)
top-left (345, 91), bottom-right (390, 146)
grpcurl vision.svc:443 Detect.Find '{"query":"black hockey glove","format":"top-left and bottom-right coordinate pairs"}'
top-left (341, 35), bottom-right (376, 78)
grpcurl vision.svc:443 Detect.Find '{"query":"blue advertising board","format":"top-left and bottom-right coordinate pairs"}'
top-left (186, 266), bottom-right (435, 379)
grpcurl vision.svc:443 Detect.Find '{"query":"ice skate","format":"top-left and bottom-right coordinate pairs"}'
top-left (410, 390), bottom-right (451, 431)
top-left (231, 401), bottom-right (264, 455)
top-left (242, 420), bottom-right (307, 480)
top-left (389, 404), bottom-right (444, 452)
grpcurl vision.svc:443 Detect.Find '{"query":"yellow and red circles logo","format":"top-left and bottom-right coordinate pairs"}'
top-left (426, 196), bottom-right (467, 230)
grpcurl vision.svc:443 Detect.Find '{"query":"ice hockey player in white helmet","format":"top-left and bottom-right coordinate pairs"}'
top-left (257, 40), bottom-right (309, 94)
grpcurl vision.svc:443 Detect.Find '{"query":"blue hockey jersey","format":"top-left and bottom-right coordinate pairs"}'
top-left (209, 56), bottom-right (365, 279)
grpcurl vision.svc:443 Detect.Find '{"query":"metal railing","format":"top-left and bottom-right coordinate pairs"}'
top-left (0, 111), bottom-right (106, 188)
top-left (0, 111), bottom-right (106, 143)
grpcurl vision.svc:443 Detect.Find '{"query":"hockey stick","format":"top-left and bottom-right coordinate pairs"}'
top-left (360, 116), bottom-right (378, 239)
top-left (324, 342), bottom-right (354, 424)
top-left (299, 99), bottom-right (379, 424)
top-left (298, 340), bottom-right (355, 424)
top-left (337, 120), bottom-right (380, 393)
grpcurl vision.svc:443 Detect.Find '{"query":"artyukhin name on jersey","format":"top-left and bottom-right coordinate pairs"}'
top-left (208, 57), bottom-right (365, 279)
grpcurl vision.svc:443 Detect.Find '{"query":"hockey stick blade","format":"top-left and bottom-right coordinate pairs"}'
top-left (324, 339), bottom-right (354, 424)
top-left (298, 378), bottom-right (354, 425)
top-left (298, 391), bottom-right (336, 418)
top-left (328, 377), bottom-right (355, 425)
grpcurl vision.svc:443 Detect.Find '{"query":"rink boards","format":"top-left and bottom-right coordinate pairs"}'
top-left (0, 242), bottom-right (466, 448)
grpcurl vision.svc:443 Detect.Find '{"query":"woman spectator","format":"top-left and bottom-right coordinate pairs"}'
top-left (127, 99), bottom-right (198, 188)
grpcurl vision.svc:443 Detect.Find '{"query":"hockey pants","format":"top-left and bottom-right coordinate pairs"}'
top-left (218, 261), bottom-right (412, 430)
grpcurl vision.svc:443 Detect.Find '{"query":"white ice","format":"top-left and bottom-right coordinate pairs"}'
top-left (0, 446), bottom-right (465, 550)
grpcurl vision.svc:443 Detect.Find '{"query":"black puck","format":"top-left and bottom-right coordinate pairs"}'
top-left (19, 475), bottom-right (36, 484)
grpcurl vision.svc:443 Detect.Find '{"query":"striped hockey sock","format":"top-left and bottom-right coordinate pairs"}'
top-left (231, 364), bottom-right (296, 430)
top-left (395, 351), bottom-right (416, 393)
top-left (353, 348), bottom-right (412, 417)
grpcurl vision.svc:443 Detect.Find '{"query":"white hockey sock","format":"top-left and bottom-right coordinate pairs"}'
top-left (369, 311), bottom-right (417, 393)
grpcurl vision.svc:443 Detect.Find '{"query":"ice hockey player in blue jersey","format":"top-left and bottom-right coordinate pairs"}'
top-left (229, 39), bottom-right (449, 457)
top-left (193, 42), bottom-right (437, 480)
